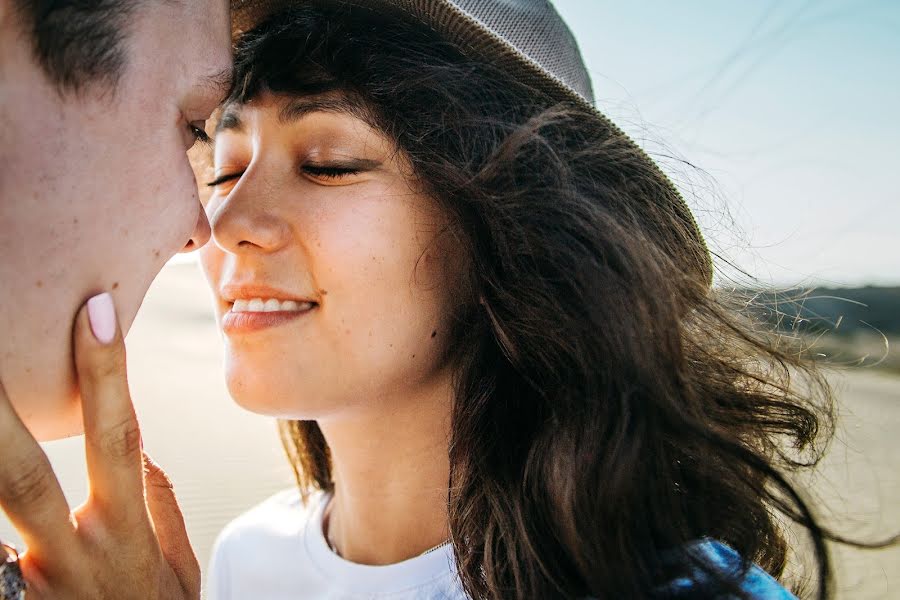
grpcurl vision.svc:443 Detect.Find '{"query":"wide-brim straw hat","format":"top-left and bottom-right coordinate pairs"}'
top-left (230, 0), bottom-right (713, 284)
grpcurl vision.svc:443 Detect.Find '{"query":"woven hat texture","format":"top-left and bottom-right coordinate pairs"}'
top-left (230, 0), bottom-right (712, 282)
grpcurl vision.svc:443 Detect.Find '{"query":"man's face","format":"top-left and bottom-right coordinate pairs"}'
top-left (0, 1), bottom-right (232, 439)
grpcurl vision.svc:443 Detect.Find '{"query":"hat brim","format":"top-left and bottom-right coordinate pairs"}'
top-left (230, 0), bottom-right (712, 284)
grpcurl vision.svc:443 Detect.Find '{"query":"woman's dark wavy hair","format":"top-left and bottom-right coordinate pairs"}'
top-left (222, 4), bottom-right (890, 599)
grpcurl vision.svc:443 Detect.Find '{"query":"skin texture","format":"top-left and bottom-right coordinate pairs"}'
top-left (0, 296), bottom-right (202, 599)
top-left (0, 0), bottom-right (231, 440)
top-left (200, 92), bottom-right (460, 563)
top-left (0, 2), bottom-right (231, 596)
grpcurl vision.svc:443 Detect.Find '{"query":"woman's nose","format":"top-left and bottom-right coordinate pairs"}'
top-left (208, 170), bottom-right (291, 254)
top-left (179, 201), bottom-right (212, 253)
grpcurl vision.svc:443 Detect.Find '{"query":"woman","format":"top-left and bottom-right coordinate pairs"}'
top-left (200, 1), bottom-right (838, 598)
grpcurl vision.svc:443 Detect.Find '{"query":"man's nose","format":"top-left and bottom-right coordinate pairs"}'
top-left (179, 202), bottom-right (212, 253)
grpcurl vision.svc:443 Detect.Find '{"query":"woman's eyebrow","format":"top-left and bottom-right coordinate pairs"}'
top-left (279, 97), bottom-right (365, 124)
top-left (214, 97), bottom-right (363, 135)
top-left (215, 107), bottom-right (244, 134)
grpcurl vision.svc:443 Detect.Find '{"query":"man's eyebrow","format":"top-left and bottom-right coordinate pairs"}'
top-left (201, 67), bottom-right (234, 104)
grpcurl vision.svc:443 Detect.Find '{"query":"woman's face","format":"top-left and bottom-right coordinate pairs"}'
top-left (200, 92), bottom-right (461, 418)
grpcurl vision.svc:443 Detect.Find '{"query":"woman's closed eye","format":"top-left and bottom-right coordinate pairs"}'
top-left (302, 164), bottom-right (362, 183)
top-left (206, 171), bottom-right (244, 188)
top-left (206, 162), bottom-right (372, 191)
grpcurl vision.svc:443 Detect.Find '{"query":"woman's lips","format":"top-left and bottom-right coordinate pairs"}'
top-left (221, 304), bottom-right (317, 334)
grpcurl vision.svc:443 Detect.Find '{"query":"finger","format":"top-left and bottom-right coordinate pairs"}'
top-left (74, 293), bottom-right (145, 520)
top-left (18, 549), bottom-right (52, 600)
top-left (0, 381), bottom-right (75, 564)
top-left (143, 453), bottom-right (200, 596)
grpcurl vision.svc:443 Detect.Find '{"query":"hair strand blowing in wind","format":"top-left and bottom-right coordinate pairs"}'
top-left (222, 5), bottom-right (898, 598)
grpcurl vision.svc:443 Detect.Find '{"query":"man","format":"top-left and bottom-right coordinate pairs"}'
top-left (0, 1), bottom-right (231, 597)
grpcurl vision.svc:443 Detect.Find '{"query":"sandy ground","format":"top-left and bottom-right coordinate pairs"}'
top-left (1, 263), bottom-right (898, 598)
top-left (792, 370), bottom-right (900, 599)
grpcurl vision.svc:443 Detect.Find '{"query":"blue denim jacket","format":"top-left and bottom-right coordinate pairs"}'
top-left (666, 539), bottom-right (797, 599)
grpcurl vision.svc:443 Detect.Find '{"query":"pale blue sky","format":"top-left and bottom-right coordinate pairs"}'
top-left (554, 0), bottom-right (899, 287)
top-left (176, 1), bottom-right (898, 286)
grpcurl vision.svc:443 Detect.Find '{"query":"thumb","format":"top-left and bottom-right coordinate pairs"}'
top-left (143, 452), bottom-right (200, 597)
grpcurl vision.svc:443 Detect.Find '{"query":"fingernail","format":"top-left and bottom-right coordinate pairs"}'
top-left (87, 293), bottom-right (117, 344)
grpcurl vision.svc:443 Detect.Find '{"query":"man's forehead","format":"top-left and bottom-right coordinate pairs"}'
top-left (176, 0), bottom-right (233, 70)
top-left (140, 0), bottom-right (232, 95)
top-left (182, 0), bottom-right (232, 30)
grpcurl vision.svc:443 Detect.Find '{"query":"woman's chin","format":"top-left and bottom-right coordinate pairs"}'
top-left (225, 377), bottom-right (304, 418)
top-left (226, 377), bottom-right (344, 421)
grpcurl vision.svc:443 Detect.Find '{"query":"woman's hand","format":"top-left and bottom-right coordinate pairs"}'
top-left (0, 293), bottom-right (200, 599)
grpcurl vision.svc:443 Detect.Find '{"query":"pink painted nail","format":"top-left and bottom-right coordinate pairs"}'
top-left (87, 293), bottom-right (117, 344)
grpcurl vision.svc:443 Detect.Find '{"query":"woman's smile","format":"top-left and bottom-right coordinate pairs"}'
top-left (222, 298), bottom-right (318, 334)
top-left (219, 282), bottom-right (320, 335)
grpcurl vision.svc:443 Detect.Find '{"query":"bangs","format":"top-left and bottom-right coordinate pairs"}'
top-left (225, 5), bottom-right (402, 133)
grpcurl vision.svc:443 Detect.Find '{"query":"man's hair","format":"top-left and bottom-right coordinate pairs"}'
top-left (13, 1), bottom-right (138, 91)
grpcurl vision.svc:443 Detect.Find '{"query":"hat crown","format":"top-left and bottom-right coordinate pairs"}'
top-left (450, 0), bottom-right (594, 103)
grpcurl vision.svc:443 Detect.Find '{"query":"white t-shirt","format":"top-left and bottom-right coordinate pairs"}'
top-left (207, 489), bottom-right (796, 600)
top-left (207, 488), bottom-right (467, 600)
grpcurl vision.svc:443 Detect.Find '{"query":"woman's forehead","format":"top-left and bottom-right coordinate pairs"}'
top-left (216, 91), bottom-right (375, 135)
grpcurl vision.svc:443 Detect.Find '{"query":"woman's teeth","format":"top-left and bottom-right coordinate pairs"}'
top-left (230, 298), bottom-right (315, 313)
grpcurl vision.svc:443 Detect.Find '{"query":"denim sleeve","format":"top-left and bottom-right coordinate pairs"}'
top-left (665, 539), bottom-right (797, 599)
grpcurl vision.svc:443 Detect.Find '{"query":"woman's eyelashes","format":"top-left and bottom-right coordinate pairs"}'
top-left (206, 171), bottom-right (242, 188)
top-left (205, 164), bottom-right (365, 188)
top-left (302, 164), bottom-right (362, 179)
